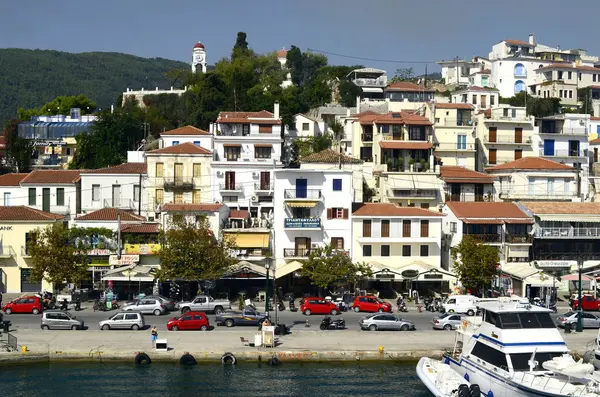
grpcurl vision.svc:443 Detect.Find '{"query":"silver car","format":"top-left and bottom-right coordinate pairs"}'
top-left (557, 311), bottom-right (600, 329)
top-left (123, 298), bottom-right (167, 316)
top-left (432, 313), bottom-right (463, 330)
top-left (41, 310), bottom-right (84, 330)
top-left (144, 295), bottom-right (177, 311)
top-left (359, 313), bottom-right (415, 331)
top-left (99, 312), bottom-right (145, 330)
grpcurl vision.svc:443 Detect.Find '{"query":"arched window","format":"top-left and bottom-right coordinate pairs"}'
top-left (514, 63), bottom-right (526, 77)
top-left (514, 80), bottom-right (526, 93)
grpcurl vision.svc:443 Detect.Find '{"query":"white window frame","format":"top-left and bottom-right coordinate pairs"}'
top-left (92, 185), bottom-right (100, 202)
top-left (3, 192), bottom-right (9, 206)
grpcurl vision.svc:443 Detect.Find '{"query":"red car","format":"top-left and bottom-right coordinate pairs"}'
top-left (572, 294), bottom-right (600, 311)
top-left (352, 295), bottom-right (392, 313)
top-left (2, 295), bottom-right (43, 314)
top-left (301, 297), bottom-right (339, 315)
top-left (167, 311), bottom-right (210, 331)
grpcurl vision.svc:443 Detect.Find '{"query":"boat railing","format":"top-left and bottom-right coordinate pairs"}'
top-left (509, 371), bottom-right (594, 395)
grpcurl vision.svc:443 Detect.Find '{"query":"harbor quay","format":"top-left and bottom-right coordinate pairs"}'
top-left (0, 329), bottom-right (596, 364)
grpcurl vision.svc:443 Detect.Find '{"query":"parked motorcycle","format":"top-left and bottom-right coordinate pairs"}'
top-left (320, 316), bottom-right (345, 330)
top-left (277, 301), bottom-right (285, 311)
top-left (398, 302), bottom-right (408, 313)
top-left (289, 298), bottom-right (297, 312)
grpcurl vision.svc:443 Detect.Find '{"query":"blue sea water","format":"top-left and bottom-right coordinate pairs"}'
top-left (0, 361), bottom-right (432, 396)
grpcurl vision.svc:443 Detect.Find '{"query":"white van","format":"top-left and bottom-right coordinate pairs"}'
top-left (442, 295), bottom-right (477, 316)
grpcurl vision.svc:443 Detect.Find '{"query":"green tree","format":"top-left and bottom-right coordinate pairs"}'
top-left (578, 87), bottom-right (594, 116)
top-left (17, 95), bottom-right (97, 119)
top-left (391, 67), bottom-right (415, 82)
top-left (451, 235), bottom-right (499, 295)
top-left (3, 119), bottom-right (34, 172)
top-left (28, 223), bottom-right (89, 288)
top-left (156, 217), bottom-right (237, 282)
top-left (500, 92), bottom-right (561, 118)
top-left (232, 32), bottom-right (251, 59)
top-left (301, 244), bottom-right (372, 289)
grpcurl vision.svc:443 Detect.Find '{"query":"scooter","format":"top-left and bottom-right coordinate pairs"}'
top-left (289, 299), bottom-right (297, 312)
top-left (277, 301), bottom-right (285, 311)
top-left (398, 302), bottom-right (408, 313)
top-left (60, 299), bottom-right (69, 311)
top-left (320, 316), bottom-right (345, 330)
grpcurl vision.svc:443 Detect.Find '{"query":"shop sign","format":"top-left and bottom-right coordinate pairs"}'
top-left (401, 269), bottom-right (419, 278)
top-left (375, 273), bottom-right (395, 280)
top-left (124, 244), bottom-right (160, 255)
top-left (424, 274), bottom-right (443, 279)
top-left (0, 226), bottom-right (12, 231)
top-left (87, 248), bottom-right (113, 256)
top-left (109, 255), bottom-right (139, 266)
top-left (535, 260), bottom-right (576, 268)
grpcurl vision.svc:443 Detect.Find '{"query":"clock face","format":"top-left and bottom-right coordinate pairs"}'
top-left (195, 54), bottom-right (204, 63)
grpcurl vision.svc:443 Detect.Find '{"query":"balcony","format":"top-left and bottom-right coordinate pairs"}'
top-left (388, 189), bottom-right (437, 200)
top-left (283, 248), bottom-right (311, 258)
top-left (499, 190), bottom-right (574, 200)
top-left (485, 135), bottom-right (532, 145)
top-left (284, 189), bottom-right (322, 200)
top-left (361, 133), bottom-right (373, 142)
top-left (535, 227), bottom-right (600, 239)
top-left (352, 78), bottom-right (387, 87)
top-left (164, 176), bottom-right (194, 190)
top-left (254, 182), bottom-right (273, 193)
top-left (233, 248), bottom-right (271, 260)
top-left (219, 183), bottom-right (244, 192)
top-left (538, 149), bottom-right (583, 158)
top-left (284, 218), bottom-right (321, 229)
top-left (445, 193), bottom-right (486, 202)
top-left (465, 233), bottom-right (501, 243)
top-left (486, 156), bottom-right (519, 166)
top-left (104, 198), bottom-right (136, 209)
top-left (539, 127), bottom-right (587, 136)
top-left (32, 155), bottom-right (64, 168)
top-left (505, 234), bottom-right (533, 244)
top-left (435, 142), bottom-right (475, 151)
top-left (0, 246), bottom-right (15, 258)
top-left (442, 118), bottom-right (474, 127)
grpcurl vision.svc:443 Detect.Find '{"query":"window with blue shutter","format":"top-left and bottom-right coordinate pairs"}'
top-left (193, 141), bottom-right (200, 146)
top-left (332, 179), bottom-right (342, 191)
top-left (173, 141), bottom-right (179, 146)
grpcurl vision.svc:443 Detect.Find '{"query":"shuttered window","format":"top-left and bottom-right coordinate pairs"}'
top-left (420, 220), bottom-right (429, 237)
top-left (155, 189), bottom-right (164, 204)
top-left (192, 190), bottom-right (201, 204)
top-left (363, 220), bottom-right (372, 237)
top-left (331, 237), bottom-right (344, 250)
top-left (258, 125), bottom-right (272, 133)
top-left (193, 163), bottom-right (201, 178)
top-left (403, 220), bottom-right (411, 237)
top-left (381, 220), bottom-right (390, 237)
top-left (155, 163), bottom-right (164, 178)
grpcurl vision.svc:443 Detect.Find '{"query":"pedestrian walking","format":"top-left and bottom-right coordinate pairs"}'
top-left (0, 291), bottom-right (3, 308)
top-left (151, 326), bottom-right (158, 347)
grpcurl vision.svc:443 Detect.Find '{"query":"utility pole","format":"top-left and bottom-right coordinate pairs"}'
top-left (138, 173), bottom-right (143, 216)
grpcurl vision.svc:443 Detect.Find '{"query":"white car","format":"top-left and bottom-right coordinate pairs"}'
top-left (122, 298), bottom-right (167, 316)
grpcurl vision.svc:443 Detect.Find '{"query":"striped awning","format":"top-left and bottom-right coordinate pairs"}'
top-left (287, 201), bottom-right (318, 208)
top-left (462, 218), bottom-right (503, 224)
top-left (504, 219), bottom-right (534, 224)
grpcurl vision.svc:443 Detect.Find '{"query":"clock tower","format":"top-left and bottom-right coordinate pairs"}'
top-left (192, 41), bottom-right (207, 73)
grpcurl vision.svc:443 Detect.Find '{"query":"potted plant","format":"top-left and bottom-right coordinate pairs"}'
top-left (386, 158), bottom-right (393, 171)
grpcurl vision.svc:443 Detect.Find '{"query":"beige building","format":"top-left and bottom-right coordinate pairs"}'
top-left (0, 206), bottom-right (64, 293)
top-left (475, 105), bottom-right (535, 171)
top-left (145, 142), bottom-right (213, 220)
top-left (440, 166), bottom-right (496, 203)
top-left (431, 103), bottom-right (476, 169)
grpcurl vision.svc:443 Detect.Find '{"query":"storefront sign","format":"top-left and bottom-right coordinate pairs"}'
top-left (87, 249), bottom-right (113, 256)
top-left (284, 218), bottom-right (321, 229)
top-left (424, 274), bottom-right (443, 279)
top-left (109, 255), bottom-right (139, 266)
top-left (535, 260), bottom-right (577, 268)
top-left (0, 226), bottom-right (12, 231)
top-left (124, 244), bottom-right (160, 255)
top-left (401, 269), bottom-right (419, 278)
top-left (375, 273), bottom-right (395, 280)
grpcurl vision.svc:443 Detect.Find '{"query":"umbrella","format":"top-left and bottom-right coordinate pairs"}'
top-left (562, 274), bottom-right (593, 281)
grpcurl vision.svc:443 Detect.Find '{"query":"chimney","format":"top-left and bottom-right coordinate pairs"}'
top-left (529, 33), bottom-right (535, 45)
top-left (274, 101), bottom-right (280, 119)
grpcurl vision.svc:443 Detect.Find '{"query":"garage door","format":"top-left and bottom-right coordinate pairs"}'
top-left (21, 269), bottom-right (41, 292)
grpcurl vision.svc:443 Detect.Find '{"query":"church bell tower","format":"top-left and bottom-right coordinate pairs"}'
top-left (192, 42), bottom-right (207, 73)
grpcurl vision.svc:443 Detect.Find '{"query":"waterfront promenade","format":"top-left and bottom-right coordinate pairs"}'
top-left (0, 329), bottom-right (596, 363)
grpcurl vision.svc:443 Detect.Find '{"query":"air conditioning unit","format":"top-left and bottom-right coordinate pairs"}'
top-left (251, 195), bottom-right (259, 202)
top-left (216, 171), bottom-right (223, 177)
top-left (311, 243), bottom-right (319, 249)
top-left (580, 120), bottom-right (585, 126)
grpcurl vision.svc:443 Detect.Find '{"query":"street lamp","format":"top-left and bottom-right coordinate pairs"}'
top-left (576, 261), bottom-right (584, 332)
top-left (265, 259), bottom-right (271, 313)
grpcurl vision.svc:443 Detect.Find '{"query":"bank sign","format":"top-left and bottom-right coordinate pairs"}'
top-left (284, 218), bottom-right (321, 228)
top-left (535, 260), bottom-right (577, 268)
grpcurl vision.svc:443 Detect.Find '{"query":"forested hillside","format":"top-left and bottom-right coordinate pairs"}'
top-left (0, 48), bottom-right (188, 126)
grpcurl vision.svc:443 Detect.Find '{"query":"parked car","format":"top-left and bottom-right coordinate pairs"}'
top-left (178, 295), bottom-right (231, 314)
top-left (99, 312), bottom-right (145, 330)
top-left (2, 295), bottom-right (43, 314)
top-left (167, 311), bottom-right (210, 331)
top-left (432, 313), bottom-right (463, 330)
top-left (41, 310), bottom-right (84, 330)
top-left (301, 297), bottom-right (340, 315)
top-left (216, 307), bottom-right (265, 327)
top-left (557, 311), bottom-right (600, 329)
top-left (352, 295), bottom-right (392, 313)
top-left (571, 294), bottom-right (600, 311)
top-left (144, 295), bottom-right (177, 311)
top-left (359, 313), bottom-right (415, 331)
top-left (122, 298), bottom-right (168, 316)
top-left (442, 295), bottom-right (477, 315)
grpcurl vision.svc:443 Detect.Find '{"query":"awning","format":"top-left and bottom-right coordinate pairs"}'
top-left (287, 201), bottom-right (318, 208)
top-left (444, 178), bottom-right (494, 184)
top-left (275, 260), bottom-right (304, 279)
top-left (504, 219), bottom-right (534, 224)
top-left (501, 263), bottom-right (539, 280)
top-left (562, 274), bottom-right (593, 281)
top-left (536, 215), bottom-right (600, 222)
top-left (524, 272), bottom-right (558, 288)
top-left (223, 231), bottom-right (270, 248)
top-left (379, 141), bottom-right (433, 150)
top-left (254, 144), bottom-right (273, 148)
top-left (368, 262), bottom-right (404, 281)
top-left (361, 87), bottom-right (384, 93)
top-left (223, 144), bottom-right (242, 148)
top-left (101, 264), bottom-right (157, 282)
top-left (462, 218), bottom-right (503, 224)
top-left (222, 261), bottom-right (267, 279)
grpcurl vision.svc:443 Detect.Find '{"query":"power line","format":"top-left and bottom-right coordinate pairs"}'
top-left (306, 48), bottom-right (435, 65)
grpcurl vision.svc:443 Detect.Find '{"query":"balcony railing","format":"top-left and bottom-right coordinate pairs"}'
top-left (219, 183), bottom-right (243, 191)
top-left (361, 134), bottom-right (373, 142)
top-left (486, 156), bottom-right (519, 165)
top-left (0, 246), bottom-right (15, 257)
top-left (283, 248), bottom-right (311, 258)
top-left (352, 78), bottom-right (387, 87)
top-left (539, 127), bottom-right (587, 136)
top-left (442, 118), bottom-right (474, 127)
top-left (435, 142), bottom-right (475, 151)
top-left (506, 234), bottom-right (533, 244)
top-left (389, 189), bottom-right (437, 199)
top-left (235, 248), bottom-right (271, 258)
top-left (104, 198), bottom-right (136, 209)
top-left (444, 193), bottom-right (486, 202)
top-left (284, 218), bottom-right (321, 229)
top-left (536, 227), bottom-right (600, 238)
top-left (499, 190), bottom-right (574, 200)
top-left (164, 176), bottom-right (194, 190)
top-left (485, 135), bottom-right (532, 144)
top-left (465, 233), bottom-right (501, 243)
top-left (284, 189), bottom-right (322, 199)
top-left (539, 149), bottom-right (582, 157)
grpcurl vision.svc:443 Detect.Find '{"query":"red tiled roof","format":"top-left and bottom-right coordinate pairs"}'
top-left (0, 173), bottom-right (28, 186)
top-left (75, 208), bottom-right (145, 222)
top-left (440, 166), bottom-right (494, 184)
top-left (521, 202), bottom-right (600, 216)
top-left (216, 110), bottom-right (281, 125)
top-left (229, 210), bottom-right (249, 219)
top-left (81, 163), bottom-right (147, 174)
top-left (0, 206), bottom-right (64, 221)
top-left (193, 42), bottom-right (205, 49)
top-left (379, 141), bottom-right (432, 150)
top-left (486, 157), bottom-right (573, 171)
top-left (121, 223), bottom-right (160, 234)
top-left (353, 203), bottom-right (443, 217)
top-left (302, 148), bottom-right (362, 164)
top-left (149, 142), bottom-right (212, 155)
top-left (435, 103), bottom-right (474, 110)
top-left (21, 170), bottom-right (81, 184)
top-left (386, 82), bottom-right (434, 92)
top-left (276, 48), bottom-right (288, 57)
top-left (590, 116), bottom-right (600, 121)
top-left (537, 64), bottom-right (600, 72)
top-left (460, 86), bottom-right (499, 92)
top-left (505, 39), bottom-right (534, 47)
top-left (162, 203), bottom-right (224, 212)
top-left (590, 137), bottom-right (600, 145)
top-left (447, 202), bottom-right (531, 220)
top-left (160, 126), bottom-right (210, 136)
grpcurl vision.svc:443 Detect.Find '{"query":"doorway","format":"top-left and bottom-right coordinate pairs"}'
top-left (42, 188), bottom-right (50, 212)
top-left (112, 185), bottom-right (121, 207)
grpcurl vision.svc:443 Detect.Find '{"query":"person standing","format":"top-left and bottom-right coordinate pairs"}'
top-left (151, 326), bottom-right (158, 347)
top-left (0, 291), bottom-right (3, 307)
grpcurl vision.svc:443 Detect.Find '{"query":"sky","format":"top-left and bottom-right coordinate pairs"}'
top-left (3, 0), bottom-right (600, 76)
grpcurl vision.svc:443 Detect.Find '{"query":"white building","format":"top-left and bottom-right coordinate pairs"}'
top-left (79, 163), bottom-right (148, 216)
top-left (451, 86), bottom-right (499, 111)
top-left (288, 114), bottom-right (325, 140)
top-left (20, 170), bottom-right (81, 219)
top-left (209, 105), bottom-right (284, 218)
top-left (0, 173), bottom-right (28, 206)
top-left (192, 41), bottom-right (207, 73)
top-left (535, 114), bottom-right (590, 172)
top-left (437, 58), bottom-right (482, 86)
top-left (159, 126), bottom-right (212, 150)
top-left (272, 169), bottom-right (353, 279)
top-left (277, 48), bottom-right (293, 88)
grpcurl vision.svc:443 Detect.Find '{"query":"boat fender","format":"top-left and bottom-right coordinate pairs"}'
top-left (135, 352), bottom-right (152, 365)
top-left (267, 356), bottom-right (281, 366)
top-left (463, 373), bottom-right (469, 382)
top-left (221, 352), bottom-right (237, 365)
top-left (487, 390), bottom-right (493, 397)
top-left (179, 353), bottom-right (197, 366)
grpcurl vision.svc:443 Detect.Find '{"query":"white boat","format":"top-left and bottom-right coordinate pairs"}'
top-left (416, 356), bottom-right (475, 397)
top-left (417, 298), bottom-right (600, 396)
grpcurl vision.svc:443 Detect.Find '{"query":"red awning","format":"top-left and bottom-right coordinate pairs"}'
top-left (462, 218), bottom-right (503, 224)
top-left (379, 141), bottom-right (433, 150)
top-left (444, 178), bottom-right (494, 184)
top-left (254, 144), bottom-right (273, 148)
top-left (223, 144), bottom-right (242, 147)
top-left (562, 274), bottom-right (593, 281)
